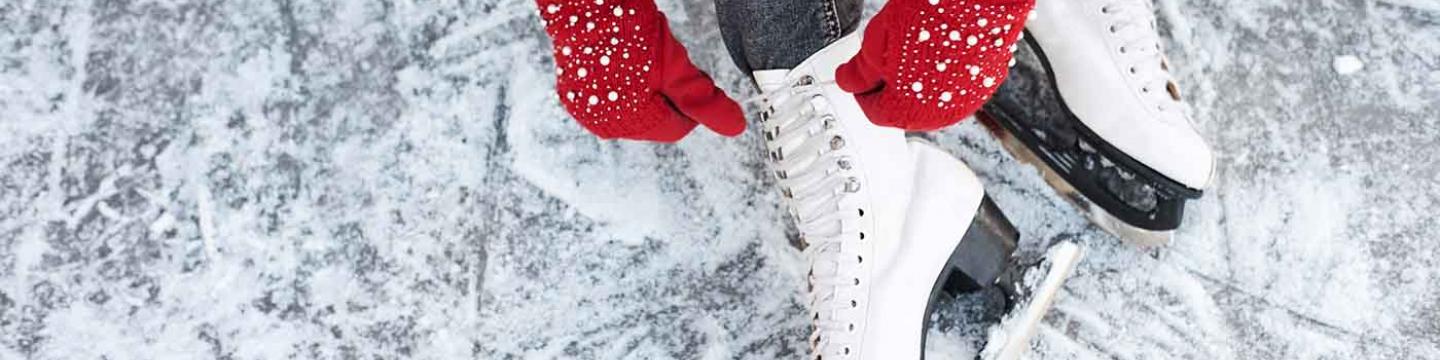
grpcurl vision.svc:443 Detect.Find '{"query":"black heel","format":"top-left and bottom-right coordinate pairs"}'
top-left (941, 196), bottom-right (1018, 295)
top-left (920, 196), bottom-right (1021, 360)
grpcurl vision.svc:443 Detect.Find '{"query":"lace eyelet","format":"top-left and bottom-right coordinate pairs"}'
top-left (830, 136), bottom-right (846, 150)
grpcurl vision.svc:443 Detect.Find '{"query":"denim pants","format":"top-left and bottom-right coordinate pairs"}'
top-left (714, 0), bottom-right (863, 75)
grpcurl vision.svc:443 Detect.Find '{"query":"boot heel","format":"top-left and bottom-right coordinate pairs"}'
top-left (941, 196), bottom-right (1019, 294)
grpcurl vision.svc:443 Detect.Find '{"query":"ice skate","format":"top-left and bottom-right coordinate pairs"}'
top-left (978, 0), bottom-right (1215, 246)
top-left (756, 32), bottom-right (1079, 360)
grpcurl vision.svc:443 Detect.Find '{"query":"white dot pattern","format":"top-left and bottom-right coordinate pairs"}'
top-left (875, 0), bottom-right (1030, 128)
top-left (539, 0), bottom-right (665, 136)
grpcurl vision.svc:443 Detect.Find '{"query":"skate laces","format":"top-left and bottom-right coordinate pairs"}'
top-left (1101, 0), bottom-right (1183, 115)
top-left (754, 76), bottom-right (866, 358)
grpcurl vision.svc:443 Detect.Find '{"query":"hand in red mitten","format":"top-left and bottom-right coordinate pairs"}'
top-left (836, 0), bottom-right (1034, 131)
top-left (537, 0), bottom-right (745, 142)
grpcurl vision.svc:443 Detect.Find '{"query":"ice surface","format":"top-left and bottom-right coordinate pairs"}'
top-left (0, 0), bottom-right (1437, 359)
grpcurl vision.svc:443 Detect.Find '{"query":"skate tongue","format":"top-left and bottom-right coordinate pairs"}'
top-left (752, 33), bottom-right (861, 94)
top-left (753, 70), bottom-right (790, 93)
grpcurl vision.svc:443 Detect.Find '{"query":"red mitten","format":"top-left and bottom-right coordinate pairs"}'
top-left (836, 0), bottom-right (1034, 131)
top-left (537, 0), bottom-right (745, 142)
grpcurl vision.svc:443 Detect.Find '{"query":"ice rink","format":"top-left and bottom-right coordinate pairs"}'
top-left (1, 0), bottom-right (1437, 358)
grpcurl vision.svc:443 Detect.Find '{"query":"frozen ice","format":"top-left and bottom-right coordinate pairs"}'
top-left (0, 0), bottom-right (1435, 359)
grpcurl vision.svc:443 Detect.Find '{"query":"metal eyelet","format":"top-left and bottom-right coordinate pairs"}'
top-left (809, 94), bottom-right (827, 109)
top-left (844, 177), bottom-right (860, 192)
top-left (830, 136), bottom-right (846, 150)
top-left (837, 157), bottom-right (852, 170)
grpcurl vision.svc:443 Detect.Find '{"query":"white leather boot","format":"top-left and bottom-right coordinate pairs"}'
top-left (980, 0), bottom-right (1215, 246)
top-left (755, 32), bottom-right (1025, 360)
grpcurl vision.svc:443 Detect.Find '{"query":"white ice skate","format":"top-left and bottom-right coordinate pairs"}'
top-left (979, 0), bottom-right (1215, 246)
top-left (756, 33), bottom-right (1081, 360)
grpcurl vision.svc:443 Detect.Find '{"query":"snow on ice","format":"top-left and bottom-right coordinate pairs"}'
top-left (0, 0), bottom-right (1437, 359)
top-left (1334, 55), bottom-right (1365, 75)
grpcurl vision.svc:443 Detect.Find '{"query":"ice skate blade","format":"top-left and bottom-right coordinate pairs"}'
top-left (979, 113), bottom-right (1173, 247)
top-left (979, 242), bottom-right (1083, 360)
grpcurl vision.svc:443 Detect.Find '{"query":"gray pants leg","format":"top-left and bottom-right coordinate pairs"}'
top-left (713, 0), bottom-right (863, 76)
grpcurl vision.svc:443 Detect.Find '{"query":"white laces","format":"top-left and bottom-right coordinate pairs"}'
top-left (752, 76), bottom-right (866, 358)
top-left (1100, 0), bottom-right (1183, 115)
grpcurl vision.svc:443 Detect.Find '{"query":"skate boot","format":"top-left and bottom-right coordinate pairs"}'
top-left (978, 0), bottom-right (1215, 246)
top-left (756, 32), bottom-right (1079, 360)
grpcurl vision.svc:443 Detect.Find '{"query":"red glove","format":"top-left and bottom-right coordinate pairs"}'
top-left (536, 0), bottom-right (746, 142)
top-left (836, 0), bottom-right (1034, 131)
